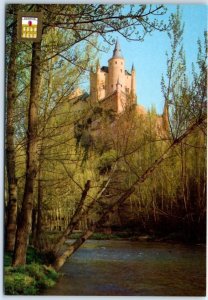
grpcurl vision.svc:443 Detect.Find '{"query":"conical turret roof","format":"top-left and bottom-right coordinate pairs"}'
top-left (112, 39), bottom-right (123, 59)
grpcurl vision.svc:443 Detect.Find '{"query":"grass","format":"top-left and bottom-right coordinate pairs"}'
top-left (4, 247), bottom-right (59, 295)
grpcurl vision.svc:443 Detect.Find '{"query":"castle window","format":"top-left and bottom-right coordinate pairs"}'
top-left (103, 85), bottom-right (105, 89)
top-left (126, 87), bottom-right (129, 93)
top-left (111, 84), bottom-right (113, 88)
top-left (120, 69), bottom-right (122, 73)
top-left (115, 61), bottom-right (117, 64)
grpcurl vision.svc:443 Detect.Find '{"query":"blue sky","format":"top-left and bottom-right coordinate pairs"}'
top-left (98, 4), bottom-right (207, 114)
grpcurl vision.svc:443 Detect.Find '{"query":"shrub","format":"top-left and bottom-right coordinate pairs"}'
top-left (4, 246), bottom-right (59, 295)
top-left (25, 263), bottom-right (45, 281)
top-left (4, 272), bottom-right (37, 295)
top-left (4, 263), bottom-right (59, 295)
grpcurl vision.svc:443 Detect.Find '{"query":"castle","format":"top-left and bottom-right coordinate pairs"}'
top-left (68, 39), bottom-right (169, 145)
top-left (86, 39), bottom-right (168, 131)
top-left (70, 39), bottom-right (168, 126)
top-left (89, 40), bottom-right (138, 113)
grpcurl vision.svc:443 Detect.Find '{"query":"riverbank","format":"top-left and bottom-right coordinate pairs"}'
top-left (67, 231), bottom-right (206, 245)
top-left (4, 247), bottom-right (59, 295)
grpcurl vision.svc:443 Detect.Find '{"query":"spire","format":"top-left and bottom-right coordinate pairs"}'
top-left (112, 39), bottom-right (123, 59)
top-left (131, 63), bottom-right (135, 72)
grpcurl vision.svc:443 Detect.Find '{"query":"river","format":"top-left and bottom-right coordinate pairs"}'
top-left (42, 240), bottom-right (206, 296)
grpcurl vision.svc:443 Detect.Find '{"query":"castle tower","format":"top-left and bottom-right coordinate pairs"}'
top-left (107, 40), bottom-right (125, 95)
top-left (90, 59), bottom-right (104, 103)
top-left (89, 40), bottom-right (137, 113)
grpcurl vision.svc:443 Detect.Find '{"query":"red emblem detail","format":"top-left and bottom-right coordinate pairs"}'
top-left (28, 20), bottom-right (32, 26)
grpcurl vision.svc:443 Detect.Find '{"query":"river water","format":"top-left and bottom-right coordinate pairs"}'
top-left (43, 240), bottom-right (206, 296)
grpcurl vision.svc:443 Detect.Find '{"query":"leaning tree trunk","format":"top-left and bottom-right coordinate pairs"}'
top-left (53, 187), bottom-right (134, 271)
top-left (12, 41), bottom-right (42, 266)
top-left (5, 15), bottom-right (18, 252)
top-left (52, 164), bottom-right (117, 255)
top-left (52, 180), bottom-right (91, 254)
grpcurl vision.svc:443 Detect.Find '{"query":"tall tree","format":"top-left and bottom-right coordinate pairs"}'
top-left (5, 7), bottom-right (18, 252)
top-left (12, 40), bottom-right (42, 266)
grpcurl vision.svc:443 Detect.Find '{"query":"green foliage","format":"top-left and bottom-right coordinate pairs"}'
top-left (4, 247), bottom-right (44, 267)
top-left (68, 232), bottom-right (82, 239)
top-left (4, 252), bottom-right (12, 267)
top-left (4, 263), bottom-right (59, 295)
top-left (4, 271), bottom-right (37, 295)
top-left (4, 247), bottom-right (59, 295)
top-left (43, 265), bottom-right (59, 281)
top-left (97, 149), bottom-right (117, 174)
top-left (26, 247), bottom-right (44, 264)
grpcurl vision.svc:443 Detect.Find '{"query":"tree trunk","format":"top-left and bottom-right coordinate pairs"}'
top-left (12, 41), bottom-right (41, 266)
top-left (5, 15), bottom-right (18, 252)
top-left (53, 229), bottom-right (93, 271)
top-left (52, 168), bottom-right (116, 255)
top-left (53, 180), bottom-right (90, 254)
top-left (53, 187), bottom-right (135, 271)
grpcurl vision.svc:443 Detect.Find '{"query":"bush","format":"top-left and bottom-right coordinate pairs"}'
top-left (4, 263), bottom-right (59, 295)
top-left (4, 246), bottom-right (59, 295)
top-left (4, 272), bottom-right (37, 295)
top-left (25, 264), bottom-right (46, 281)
